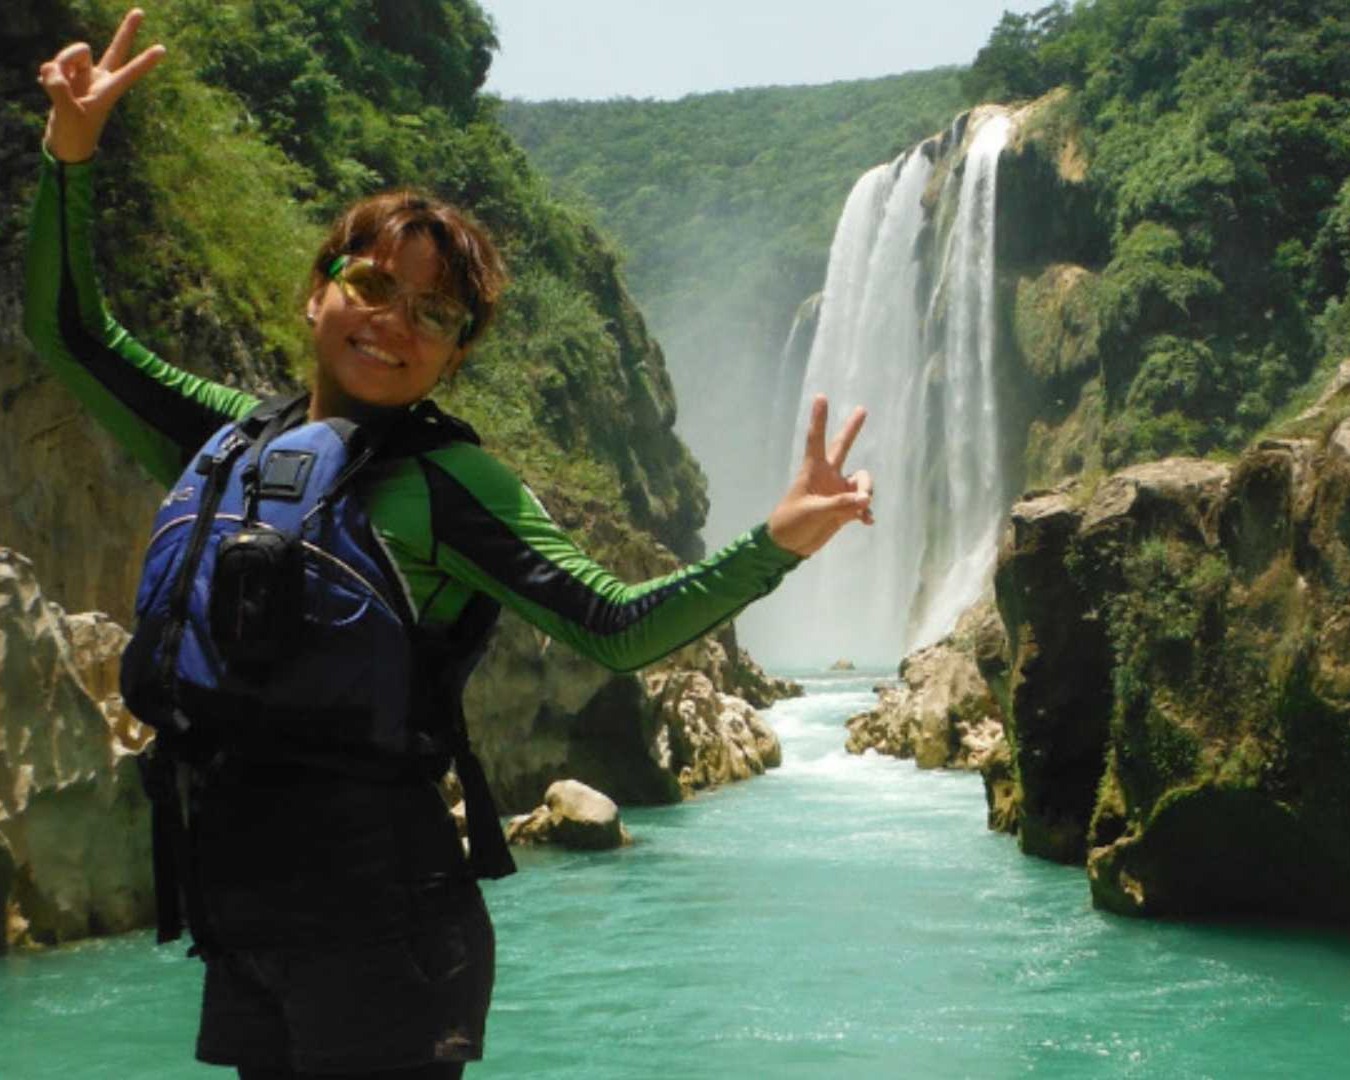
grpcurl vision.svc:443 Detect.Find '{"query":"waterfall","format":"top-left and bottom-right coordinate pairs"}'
top-left (740, 110), bottom-right (1014, 669)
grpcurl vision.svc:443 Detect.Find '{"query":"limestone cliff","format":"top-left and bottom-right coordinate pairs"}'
top-left (0, 551), bottom-right (152, 948)
top-left (993, 88), bottom-right (1112, 493)
top-left (992, 373), bottom-right (1350, 922)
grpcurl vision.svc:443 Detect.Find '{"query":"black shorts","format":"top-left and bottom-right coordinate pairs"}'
top-left (196, 888), bottom-right (494, 1075)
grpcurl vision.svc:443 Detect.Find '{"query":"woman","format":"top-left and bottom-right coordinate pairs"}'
top-left (26, 10), bottom-right (874, 1079)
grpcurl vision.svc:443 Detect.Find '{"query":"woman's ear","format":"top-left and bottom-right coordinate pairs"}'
top-left (305, 294), bottom-right (319, 327)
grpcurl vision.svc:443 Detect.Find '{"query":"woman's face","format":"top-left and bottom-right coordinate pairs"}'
top-left (306, 231), bottom-right (467, 419)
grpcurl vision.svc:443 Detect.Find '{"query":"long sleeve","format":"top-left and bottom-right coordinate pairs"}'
top-left (366, 442), bottom-right (801, 673)
top-left (22, 149), bottom-right (258, 485)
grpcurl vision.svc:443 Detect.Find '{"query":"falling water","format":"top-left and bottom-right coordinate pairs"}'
top-left (741, 110), bottom-right (1014, 669)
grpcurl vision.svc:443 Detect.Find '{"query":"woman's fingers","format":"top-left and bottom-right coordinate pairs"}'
top-left (852, 470), bottom-right (874, 524)
top-left (102, 43), bottom-right (166, 103)
top-left (55, 42), bottom-right (93, 97)
top-left (826, 405), bottom-right (867, 469)
top-left (803, 394), bottom-right (828, 462)
top-left (816, 490), bottom-right (871, 518)
top-left (54, 41), bottom-right (93, 69)
top-left (99, 7), bottom-right (146, 71)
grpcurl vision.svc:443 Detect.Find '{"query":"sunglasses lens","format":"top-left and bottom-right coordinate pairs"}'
top-left (340, 260), bottom-right (398, 306)
top-left (413, 301), bottom-right (469, 343)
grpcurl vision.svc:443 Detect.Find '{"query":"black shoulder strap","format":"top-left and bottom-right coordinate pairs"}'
top-left (239, 394), bottom-right (311, 524)
top-left (237, 390), bottom-right (310, 439)
top-left (385, 399), bottom-right (482, 458)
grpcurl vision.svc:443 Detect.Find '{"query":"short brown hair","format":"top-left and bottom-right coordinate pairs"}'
top-left (309, 190), bottom-right (507, 348)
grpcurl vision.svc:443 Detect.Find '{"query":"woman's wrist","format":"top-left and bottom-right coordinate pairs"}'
top-left (43, 117), bottom-right (98, 164)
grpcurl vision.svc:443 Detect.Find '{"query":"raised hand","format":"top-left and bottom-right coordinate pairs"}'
top-left (767, 395), bottom-right (874, 558)
top-left (38, 7), bottom-right (166, 163)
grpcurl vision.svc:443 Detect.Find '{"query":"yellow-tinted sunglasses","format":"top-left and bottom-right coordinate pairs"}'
top-left (328, 255), bottom-right (473, 345)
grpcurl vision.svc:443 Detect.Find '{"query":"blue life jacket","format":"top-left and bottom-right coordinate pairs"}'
top-left (121, 393), bottom-right (515, 945)
top-left (121, 393), bottom-right (423, 760)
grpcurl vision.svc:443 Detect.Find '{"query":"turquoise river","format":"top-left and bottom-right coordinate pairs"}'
top-left (2, 672), bottom-right (1349, 1078)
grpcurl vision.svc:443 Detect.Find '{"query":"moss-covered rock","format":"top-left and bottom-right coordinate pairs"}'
top-left (995, 397), bottom-right (1350, 921)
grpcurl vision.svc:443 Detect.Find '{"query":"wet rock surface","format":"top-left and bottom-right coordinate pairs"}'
top-left (846, 600), bottom-right (1006, 773)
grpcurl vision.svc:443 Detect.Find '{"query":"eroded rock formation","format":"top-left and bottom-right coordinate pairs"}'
top-left (469, 621), bottom-right (795, 812)
top-left (506, 779), bottom-right (632, 851)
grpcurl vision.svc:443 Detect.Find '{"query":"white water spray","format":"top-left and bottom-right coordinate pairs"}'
top-left (741, 111), bottom-right (1014, 668)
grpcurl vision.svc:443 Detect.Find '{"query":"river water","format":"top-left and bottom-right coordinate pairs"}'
top-left (3, 672), bottom-right (1348, 1078)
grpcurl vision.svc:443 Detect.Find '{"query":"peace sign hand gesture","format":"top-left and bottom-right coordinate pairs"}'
top-left (39, 7), bottom-right (166, 163)
top-left (767, 395), bottom-right (875, 558)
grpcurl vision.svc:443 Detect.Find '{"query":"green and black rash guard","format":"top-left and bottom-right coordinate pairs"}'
top-left (24, 151), bottom-right (800, 945)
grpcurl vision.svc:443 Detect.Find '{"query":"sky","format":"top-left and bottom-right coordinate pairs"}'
top-left (478, 0), bottom-right (1048, 102)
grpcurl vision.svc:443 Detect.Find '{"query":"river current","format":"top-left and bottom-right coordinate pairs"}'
top-left (2, 672), bottom-right (1348, 1078)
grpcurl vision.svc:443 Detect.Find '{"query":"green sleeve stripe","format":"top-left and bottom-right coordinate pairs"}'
top-left (23, 151), bottom-right (257, 486)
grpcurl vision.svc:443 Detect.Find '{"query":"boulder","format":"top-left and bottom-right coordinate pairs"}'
top-left (506, 779), bottom-right (632, 851)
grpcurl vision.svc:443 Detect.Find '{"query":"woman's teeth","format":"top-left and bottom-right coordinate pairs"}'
top-left (352, 340), bottom-right (400, 367)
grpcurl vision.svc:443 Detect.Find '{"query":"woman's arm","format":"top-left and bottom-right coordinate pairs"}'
top-left (24, 8), bottom-right (257, 486)
top-left (23, 152), bottom-right (258, 485)
top-left (374, 443), bottom-right (801, 673)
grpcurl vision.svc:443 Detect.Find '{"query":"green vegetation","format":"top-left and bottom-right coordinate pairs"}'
top-left (0, 0), bottom-right (705, 560)
top-left (969, 0), bottom-right (1350, 466)
top-left (500, 71), bottom-right (971, 379)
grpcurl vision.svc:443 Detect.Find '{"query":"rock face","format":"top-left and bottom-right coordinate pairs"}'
top-left (845, 600), bottom-right (1006, 772)
top-left (0, 550), bottom-right (153, 949)
top-left (505, 779), bottom-right (632, 851)
top-left (642, 668), bottom-right (783, 797)
top-left (995, 431), bottom-right (1350, 922)
top-left (468, 621), bottom-right (794, 812)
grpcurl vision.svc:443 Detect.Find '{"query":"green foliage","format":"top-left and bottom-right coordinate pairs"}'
top-left (1110, 537), bottom-right (1229, 699)
top-left (162, 0), bottom-right (496, 210)
top-left (970, 0), bottom-right (1350, 467)
top-left (963, 2), bottom-right (1073, 102)
top-left (1096, 224), bottom-right (1222, 352)
top-left (1106, 537), bottom-right (1231, 807)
